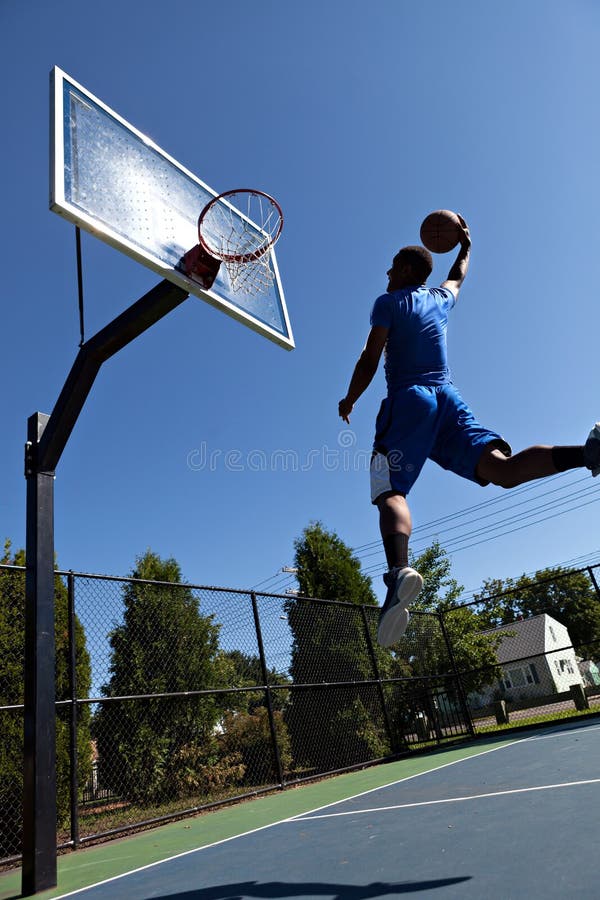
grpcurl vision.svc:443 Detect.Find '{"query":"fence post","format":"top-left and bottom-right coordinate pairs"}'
top-left (587, 566), bottom-right (600, 601)
top-left (494, 700), bottom-right (510, 725)
top-left (569, 683), bottom-right (590, 711)
top-left (67, 572), bottom-right (79, 849)
top-left (359, 606), bottom-right (398, 753)
top-left (438, 610), bottom-right (475, 737)
top-left (423, 692), bottom-right (443, 743)
top-left (250, 593), bottom-right (285, 786)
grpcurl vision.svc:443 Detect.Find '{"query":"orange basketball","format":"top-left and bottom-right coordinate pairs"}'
top-left (420, 210), bottom-right (461, 254)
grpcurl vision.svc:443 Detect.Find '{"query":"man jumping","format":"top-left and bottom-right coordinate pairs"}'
top-left (339, 216), bottom-right (600, 647)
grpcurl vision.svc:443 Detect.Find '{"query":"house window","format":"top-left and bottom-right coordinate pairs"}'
top-left (558, 659), bottom-right (574, 675)
top-left (501, 665), bottom-right (536, 690)
top-left (510, 668), bottom-right (527, 687)
top-left (549, 625), bottom-right (557, 642)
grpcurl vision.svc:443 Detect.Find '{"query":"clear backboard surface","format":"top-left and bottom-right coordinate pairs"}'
top-left (50, 67), bottom-right (294, 350)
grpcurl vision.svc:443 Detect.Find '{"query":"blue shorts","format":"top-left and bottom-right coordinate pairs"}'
top-left (370, 383), bottom-right (511, 503)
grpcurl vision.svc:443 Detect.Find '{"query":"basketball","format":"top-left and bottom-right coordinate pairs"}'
top-left (420, 209), bottom-right (461, 254)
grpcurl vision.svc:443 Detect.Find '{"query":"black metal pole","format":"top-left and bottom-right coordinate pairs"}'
top-left (38, 280), bottom-right (189, 472)
top-left (22, 413), bottom-right (57, 895)
top-left (587, 566), bottom-right (600, 601)
top-left (67, 572), bottom-right (79, 849)
top-left (250, 592), bottom-right (284, 786)
top-left (359, 606), bottom-right (398, 753)
top-left (22, 279), bottom-right (189, 895)
top-left (423, 691), bottom-right (443, 743)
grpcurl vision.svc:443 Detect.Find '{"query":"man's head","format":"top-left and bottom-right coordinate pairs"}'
top-left (387, 245), bottom-right (433, 291)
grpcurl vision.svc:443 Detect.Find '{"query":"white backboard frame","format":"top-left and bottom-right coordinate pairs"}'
top-left (50, 66), bottom-right (294, 350)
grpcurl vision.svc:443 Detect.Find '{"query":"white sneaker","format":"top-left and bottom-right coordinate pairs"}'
top-left (584, 422), bottom-right (600, 477)
top-left (377, 566), bottom-right (423, 647)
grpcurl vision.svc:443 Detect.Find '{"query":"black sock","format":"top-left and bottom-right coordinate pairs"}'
top-left (383, 533), bottom-right (409, 570)
top-left (551, 446), bottom-right (585, 472)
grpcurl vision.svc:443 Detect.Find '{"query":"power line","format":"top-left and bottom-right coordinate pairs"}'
top-left (251, 566), bottom-right (297, 590)
top-left (455, 547), bottom-right (600, 604)
top-left (253, 573), bottom-right (297, 594)
top-left (350, 470), bottom-right (581, 554)
top-left (359, 487), bottom-right (600, 577)
top-left (411, 475), bottom-right (592, 545)
top-left (415, 483), bottom-right (600, 551)
top-left (424, 493), bottom-right (600, 557)
top-left (251, 473), bottom-right (600, 595)
top-left (356, 478), bottom-right (597, 565)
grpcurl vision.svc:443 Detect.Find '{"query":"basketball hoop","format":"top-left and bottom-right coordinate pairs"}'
top-left (198, 189), bottom-right (283, 295)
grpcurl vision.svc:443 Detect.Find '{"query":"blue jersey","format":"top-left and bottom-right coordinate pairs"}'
top-left (370, 286), bottom-right (455, 392)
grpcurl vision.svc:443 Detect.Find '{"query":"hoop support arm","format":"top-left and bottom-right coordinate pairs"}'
top-left (37, 279), bottom-right (189, 473)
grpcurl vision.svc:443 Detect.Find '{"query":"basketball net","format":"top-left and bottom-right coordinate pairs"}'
top-left (224, 253), bottom-right (275, 295)
top-left (198, 189), bottom-right (283, 296)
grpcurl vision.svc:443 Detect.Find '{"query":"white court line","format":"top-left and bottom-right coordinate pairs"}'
top-left (51, 738), bottom-right (524, 899)
top-left (286, 736), bottom-right (527, 818)
top-left (51, 723), bottom-right (598, 899)
top-left (519, 721), bottom-right (600, 743)
top-left (296, 777), bottom-right (600, 821)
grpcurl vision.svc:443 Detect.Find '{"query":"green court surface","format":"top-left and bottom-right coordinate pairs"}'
top-left (0, 736), bottom-right (518, 900)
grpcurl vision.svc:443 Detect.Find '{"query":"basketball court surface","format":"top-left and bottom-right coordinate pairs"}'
top-left (4, 719), bottom-right (599, 900)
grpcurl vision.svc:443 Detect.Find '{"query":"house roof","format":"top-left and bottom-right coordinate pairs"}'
top-left (479, 613), bottom-right (572, 663)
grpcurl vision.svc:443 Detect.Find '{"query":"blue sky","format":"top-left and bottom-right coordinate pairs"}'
top-left (2, 0), bottom-right (600, 606)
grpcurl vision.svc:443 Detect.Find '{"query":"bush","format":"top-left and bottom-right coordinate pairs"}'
top-left (220, 707), bottom-right (292, 784)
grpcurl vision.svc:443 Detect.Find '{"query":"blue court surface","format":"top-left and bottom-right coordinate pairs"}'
top-left (52, 720), bottom-right (600, 899)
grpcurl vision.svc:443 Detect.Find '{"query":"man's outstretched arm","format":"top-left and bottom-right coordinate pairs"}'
top-left (339, 325), bottom-right (388, 423)
top-left (441, 214), bottom-right (471, 300)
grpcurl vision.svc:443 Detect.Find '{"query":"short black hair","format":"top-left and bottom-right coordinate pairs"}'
top-left (395, 245), bottom-right (433, 283)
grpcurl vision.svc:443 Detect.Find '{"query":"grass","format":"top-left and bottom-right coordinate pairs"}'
top-left (473, 703), bottom-right (600, 733)
top-left (59, 779), bottom-right (280, 844)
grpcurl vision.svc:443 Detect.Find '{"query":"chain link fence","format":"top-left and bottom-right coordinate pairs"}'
top-left (0, 566), bottom-right (26, 864)
top-left (3, 561), bottom-right (600, 865)
top-left (1, 565), bottom-right (469, 863)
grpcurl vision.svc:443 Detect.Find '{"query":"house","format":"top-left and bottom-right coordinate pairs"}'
top-left (471, 613), bottom-right (584, 707)
top-left (578, 658), bottom-right (600, 688)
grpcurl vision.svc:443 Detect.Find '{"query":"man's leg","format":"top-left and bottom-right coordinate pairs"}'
top-left (378, 491), bottom-right (412, 569)
top-left (369, 386), bottom-right (438, 646)
top-left (476, 422), bottom-right (600, 486)
top-left (376, 491), bottom-right (423, 648)
top-left (476, 444), bottom-right (584, 488)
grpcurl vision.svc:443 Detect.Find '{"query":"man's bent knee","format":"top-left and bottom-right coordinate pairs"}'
top-left (476, 447), bottom-right (516, 488)
top-left (376, 491), bottom-right (407, 510)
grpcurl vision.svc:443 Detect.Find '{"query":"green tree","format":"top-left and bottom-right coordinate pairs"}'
top-left (0, 540), bottom-right (92, 859)
top-left (219, 649), bottom-right (290, 713)
top-left (284, 522), bottom-right (388, 772)
top-left (294, 522), bottom-right (377, 605)
top-left (405, 542), bottom-right (504, 695)
top-left (93, 550), bottom-right (226, 804)
top-left (474, 566), bottom-right (600, 658)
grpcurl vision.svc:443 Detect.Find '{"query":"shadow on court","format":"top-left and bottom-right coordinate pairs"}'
top-left (149, 877), bottom-right (472, 899)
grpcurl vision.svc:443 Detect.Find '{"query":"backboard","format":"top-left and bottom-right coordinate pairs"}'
top-left (50, 67), bottom-right (294, 350)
